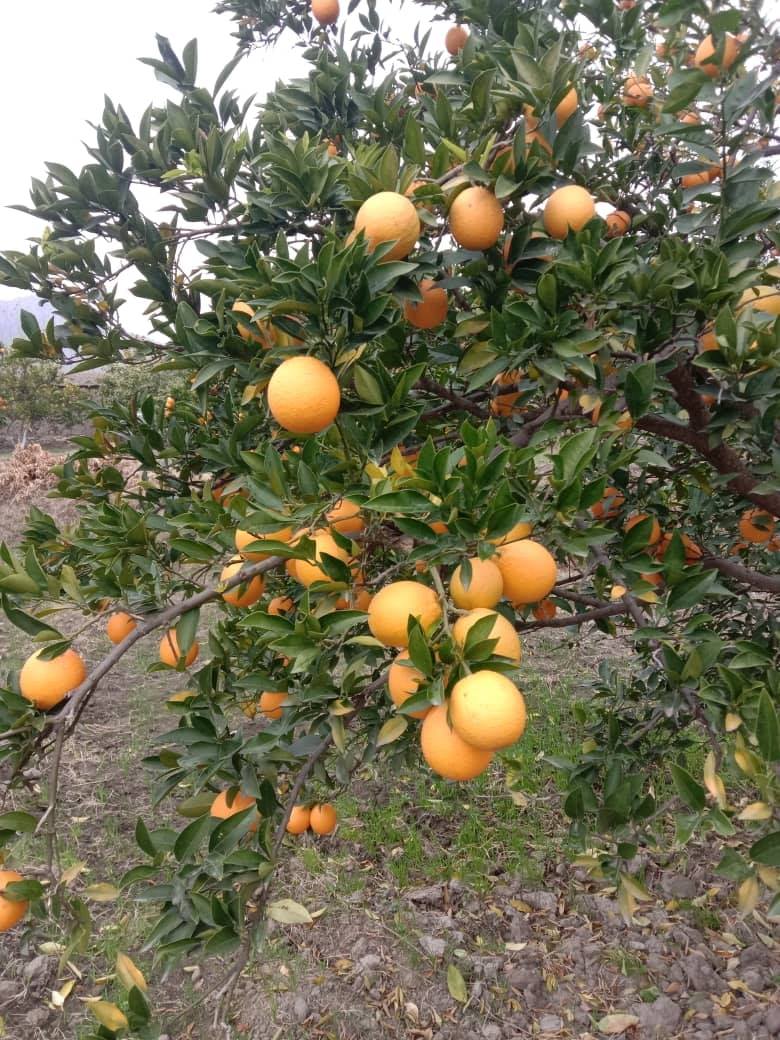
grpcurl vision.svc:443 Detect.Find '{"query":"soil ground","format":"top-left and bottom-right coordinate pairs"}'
top-left (0, 464), bottom-right (777, 1040)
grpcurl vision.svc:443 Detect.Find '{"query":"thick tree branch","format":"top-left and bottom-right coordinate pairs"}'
top-left (417, 376), bottom-right (488, 419)
top-left (517, 603), bottom-right (627, 630)
top-left (700, 554), bottom-right (780, 594)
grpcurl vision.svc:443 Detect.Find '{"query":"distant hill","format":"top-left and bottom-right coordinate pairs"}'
top-left (0, 294), bottom-right (58, 345)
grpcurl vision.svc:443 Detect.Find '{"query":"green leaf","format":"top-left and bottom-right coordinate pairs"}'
top-left (353, 365), bottom-right (386, 405)
top-left (714, 848), bottom-right (751, 881)
top-left (135, 817), bottom-right (157, 858)
top-left (0, 811), bottom-right (38, 833)
top-left (363, 491), bottom-right (436, 514)
top-left (624, 362), bottom-right (656, 418)
top-left (447, 963), bottom-right (468, 1001)
top-left (376, 715), bottom-right (408, 747)
top-left (749, 831), bottom-right (780, 867)
top-left (169, 539), bottom-right (219, 563)
top-left (1, 595), bottom-right (61, 639)
top-left (403, 115), bottom-right (425, 165)
top-left (670, 763), bottom-right (706, 811)
top-left (662, 70), bottom-right (708, 113)
top-left (176, 608), bottom-right (200, 655)
top-left (755, 690), bottom-right (780, 762)
top-left (4, 879), bottom-right (44, 901)
top-left (174, 814), bottom-right (214, 862)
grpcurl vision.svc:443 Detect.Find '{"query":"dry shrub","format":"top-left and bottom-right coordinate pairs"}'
top-left (0, 443), bottom-right (61, 503)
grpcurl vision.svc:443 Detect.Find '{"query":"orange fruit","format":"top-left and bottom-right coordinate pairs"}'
top-left (350, 585), bottom-right (373, 611)
top-left (404, 279), bottom-right (448, 329)
top-left (490, 520), bottom-right (533, 545)
top-left (449, 670), bottom-right (527, 750)
top-left (679, 109), bottom-right (701, 125)
top-left (623, 75), bottom-right (653, 107)
top-left (641, 571), bottom-right (663, 587)
top-left (543, 185), bottom-right (595, 240)
top-left (310, 803), bottom-right (337, 834)
top-left (311, 0), bottom-right (339, 26)
top-left (159, 630), bottom-right (199, 668)
top-left (590, 486), bottom-right (625, 520)
top-left (605, 210), bottom-right (631, 237)
top-left (286, 805), bottom-right (311, 834)
top-left (656, 532), bottom-right (703, 563)
top-left (693, 33), bottom-right (742, 78)
top-left (555, 86), bottom-right (578, 126)
top-left (452, 608), bottom-right (521, 663)
top-left (737, 285), bottom-right (780, 316)
top-left (387, 651), bottom-right (430, 719)
top-left (738, 509), bottom-right (775, 544)
top-left (367, 580), bottom-right (442, 647)
top-left (19, 648), bottom-right (87, 710)
top-left (0, 871), bottom-right (28, 932)
top-left (496, 539), bottom-right (557, 605)
top-left (232, 301), bottom-right (274, 348)
top-left (290, 529), bottom-right (352, 587)
top-left (698, 327), bottom-right (717, 353)
top-left (210, 790), bottom-right (259, 831)
top-left (420, 703), bottom-right (493, 781)
top-left (532, 598), bottom-right (557, 621)
top-left (624, 513), bottom-right (662, 546)
top-left (450, 558), bottom-right (504, 609)
top-left (449, 187), bottom-right (504, 251)
top-left (445, 25), bottom-right (469, 55)
top-left (221, 560), bottom-right (265, 608)
top-left (235, 525), bottom-right (293, 562)
top-left (106, 612), bottom-right (136, 644)
top-left (259, 690), bottom-right (288, 719)
top-left (327, 498), bottom-right (364, 536)
top-left (681, 167), bottom-right (719, 189)
top-left (268, 595), bottom-right (295, 616)
top-left (267, 357), bottom-right (341, 435)
top-left (353, 191), bottom-right (420, 262)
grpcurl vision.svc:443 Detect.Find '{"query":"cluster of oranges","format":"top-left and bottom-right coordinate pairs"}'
top-left (208, 790), bottom-right (338, 836)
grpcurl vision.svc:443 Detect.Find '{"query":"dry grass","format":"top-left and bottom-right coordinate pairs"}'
top-left (0, 444), bottom-right (61, 503)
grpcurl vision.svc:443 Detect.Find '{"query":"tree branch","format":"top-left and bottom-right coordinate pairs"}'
top-left (417, 376), bottom-right (488, 419)
top-left (700, 554), bottom-right (780, 594)
top-left (517, 603), bottom-right (627, 630)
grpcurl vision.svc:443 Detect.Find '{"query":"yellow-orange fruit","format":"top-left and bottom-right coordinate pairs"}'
top-left (532, 598), bottom-right (557, 621)
top-left (590, 486), bottom-right (625, 520)
top-left (656, 532), bottom-right (703, 563)
top-left (737, 285), bottom-right (780, 316)
top-left (681, 167), bottom-right (719, 189)
top-left (605, 210), bottom-right (631, 237)
top-left (267, 357), bottom-right (341, 435)
top-left (387, 651), bottom-right (430, 719)
top-left (449, 670), bottom-right (527, 750)
top-left (420, 703), bottom-right (493, 781)
top-left (452, 608), bottom-right (521, 663)
top-left (490, 521), bottom-right (533, 545)
top-left (693, 33), bottom-right (742, 78)
top-left (404, 279), bottom-right (448, 329)
top-left (449, 187), bottom-right (504, 251)
top-left (259, 690), bottom-right (288, 719)
top-left (210, 790), bottom-right (258, 831)
top-left (738, 509), bottom-right (775, 544)
top-left (311, 0), bottom-right (339, 26)
top-left (623, 75), bottom-right (653, 107)
top-left (450, 558), bottom-right (504, 609)
top-left (353, 191), bottom-right (420, 262)
top-left (445, 24), bottom-right (469, 55)
top-left (698, 327), bottom-right (717, 353)
top-left (106, 612), bottom-right (136, 644)
top-left (0, 871), bottom-right (28, 932)
top-left (286, 805), bottom-right (311, 834)
top-left (642, 571), bottom-right (663, 587)
top-left (232, 301), bottom-right (274, 348)
top-left (367, 580), bottom-right (442, 647)
top-left (221, 560), bottom-right (265, 608)
top-left (624, 513), bottom-right (662, 546)
top-left (159, 630), bottom-right (199, 668)
top-left (19, 648), bottom-right (87, 710)
top-left (268, 595), bottom-right (295, 616)
top-left (555, 87), bottom-right (578, 126)
top-left (543, 185), bottom-right (595, 240)
top-left (350, 585), bottom-right (373, 611)
top-left (310, 803), bottom-right (338, 834)
top-left (496, 539), bottom-right (557, 605)
top-left (291, 529), bottom-right (352, 587)
top-left (679, 109), bottom-right (701, 125)
top-left (235, 525), bottom-right (294, 562)
top-left (327, 498), bottom-right (364, 536)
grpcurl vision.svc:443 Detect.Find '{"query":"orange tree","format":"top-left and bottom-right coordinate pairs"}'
top-left (1, 0), bottom-right (780, 1031)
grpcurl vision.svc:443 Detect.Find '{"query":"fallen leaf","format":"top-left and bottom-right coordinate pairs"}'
top-left (597, 1012), bottom-right (640, 1034)
top-left (60, 862), bottom-right (86, 887)
top-left (505, 942), bottom-right (527, 952)
top-left (83, 883), bottom-right (119, 902)
top-left (446, 963), bottom-right (467, 1004)
top-left (51, 979), bottom-right (75, 1008)
top-left (86, 1000), bottom-right (128, 1031)
top-left (116, 952), bottom-right (147, 992)
top-left (266, 898), bottom-right (313, 925)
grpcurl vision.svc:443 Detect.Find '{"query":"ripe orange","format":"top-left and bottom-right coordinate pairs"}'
top-left (0, 871), bottom-right (28, 932)
top-left (452, 608), bottom-right (521, 663)
top-left (605, 210), bottom-right (631, 237)
top-left (387, 651), bottom-right (430, 719)
top-left (221, 560), bottom-right (265, 608)
top-left (19, 648), bottom-right (87, 710)
top-left (445, 25), bottom-right (469, 55)
top-left (496, 539), bottom-right (557, 605)
top-left (290, 529), bottom-right (352, 586)
top-left (623, 75), bottom-right (653, 107)
top-left (106, 611), bottom-right (136, 644)
top-left (310, 803), bottom-right (338, 834)
top-left (543, 185), bottom-right (595, 240)
top-left (590, 486), bottom-right (625, 520)
top-left (738, 509), bottom-right (775, 544)
top-left (267, 356), bottom-right (341, 435)
top-left (450, 558), bottom-right (504, 609)
top-left (656, 532), bottom-right (703, 563)
top-left (449, 670), bottom-right (527, 750)
top-left (327, 498), bottom-right (364, 536)
top-left (555, 87), bottom-right (578, 126)
top-left (404, 279), bottom-right (448, 329)
top-left (532, 598), bottom-right (557, 621)
top-left (420, 703), bottom-right (493, 781)
top-left (268, 595), bottom-right (295, 616)
top-left (311, 0), bottom-right (339, 26)
top-left (159, 630), bottom-right (199, 668)
top-left (449, 187), bottom-right (504, 251)
top-left (232, 301), bottom-right (274, 348)
top-left (235, 525), bottom-right (294, 562)
top-left (681, 166), bottom-right (719, 189)
top-left (210, 790), bottom-right (259, 831)
top-left (367, 580), bottom-right (442, 647)
top-left (737, 285), bottom-right (780, 316)
top-left (490, 520), bottom-right (533, 545)
top-left (353, 191), bottom-right (420, 262)
top-left (679, 109), bottom-right (701, 125)
top-left (259, 690), bottom-right (288, 719)
top-left (624, 513), bottom-right (662, 546)
top-left (698, 327), bottom-right (717, 353)
top-left (693, 33), bottom-right (742, 77)
top-left (286, 805), bottom-right (311, 834)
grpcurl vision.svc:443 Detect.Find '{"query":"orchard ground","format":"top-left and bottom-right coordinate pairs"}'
top-left (0, 467), bottom-right (777, 1040)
